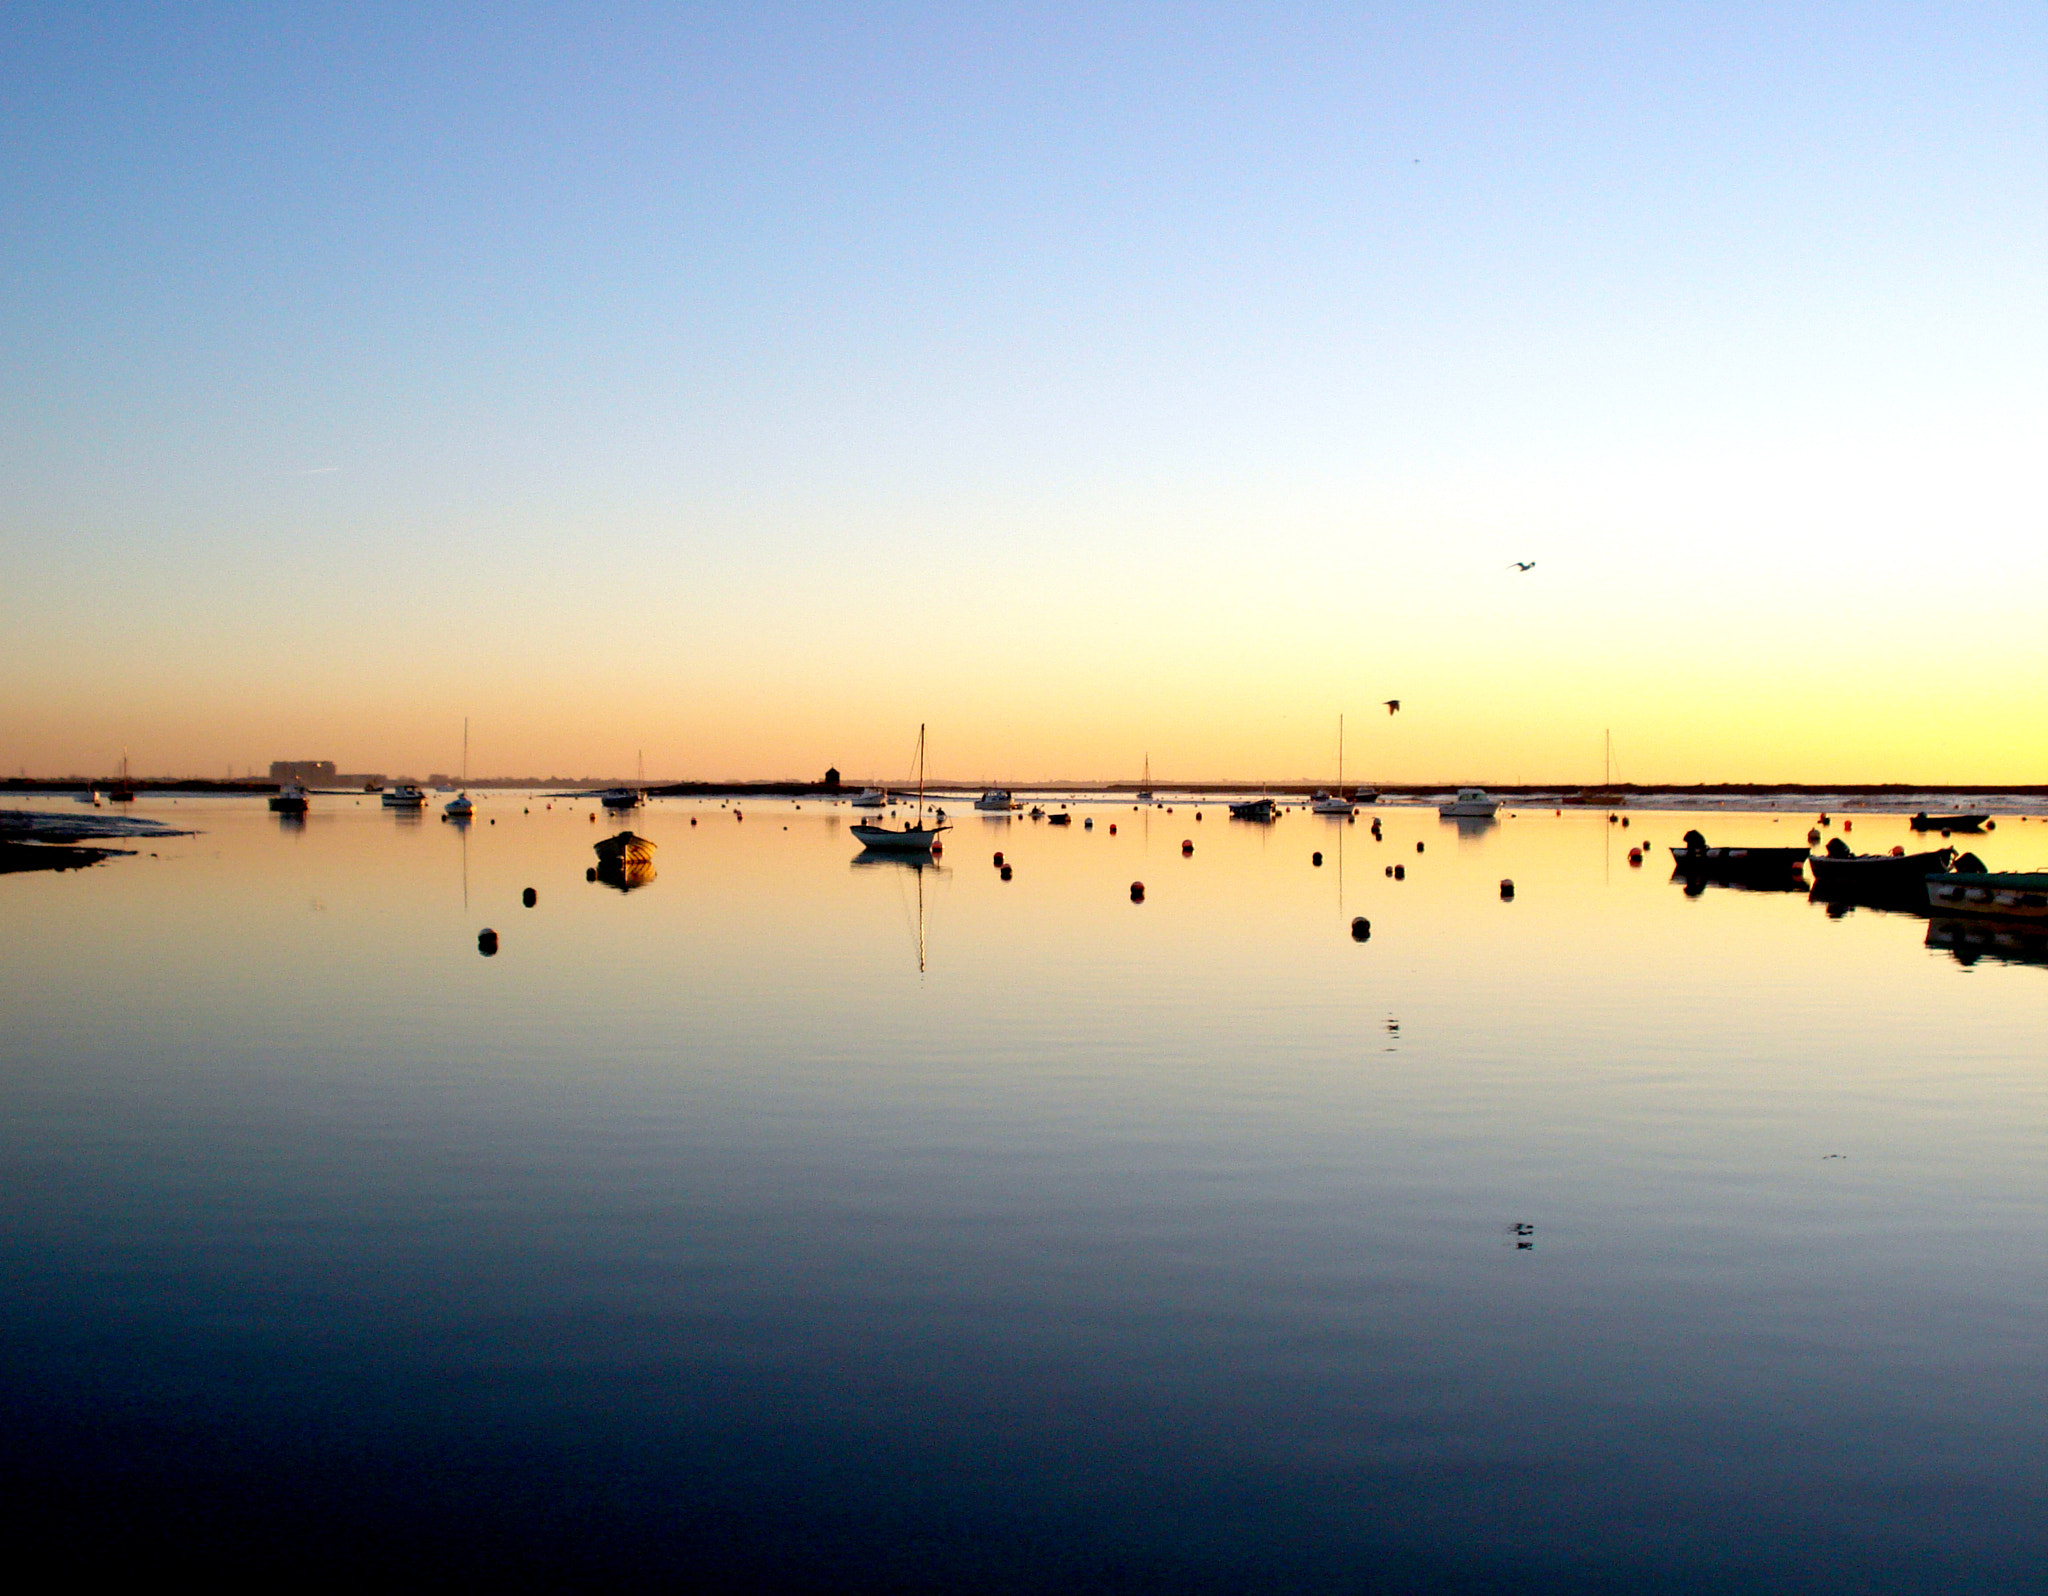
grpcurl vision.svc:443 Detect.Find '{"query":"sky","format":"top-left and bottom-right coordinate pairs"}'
top-left (3, 2), bottom-right (2043, 784)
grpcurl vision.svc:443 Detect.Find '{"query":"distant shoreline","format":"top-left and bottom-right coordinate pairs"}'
top-left (8, 777), bottom-right (2046, 800)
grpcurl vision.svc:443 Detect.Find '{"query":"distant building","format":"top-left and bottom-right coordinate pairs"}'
top-left (824, 766), bottom-right (841, 789)
top-left (270, 759), bottom-right (337, 783)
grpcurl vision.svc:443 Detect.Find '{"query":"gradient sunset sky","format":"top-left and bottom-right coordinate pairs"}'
top-left (4, 3), bottom-right (2042, 784)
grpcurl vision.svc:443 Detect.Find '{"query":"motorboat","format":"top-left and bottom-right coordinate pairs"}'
top-left (1807, 843), bottom-right (1952, 897)
top-left (1669, 829), bottom-right (1807, 878)
top-left (1910, 812), bottom-right (1989, 833)
top-left (269, 783), bottom-right (310, 814)
top-left (381, 784), bottom-right (427, 809)
top-left (1047, 811), bottom-right (1072, 826)
top-left (444, 793), bottom-right (473, 820)
top-left (1925, 867), bottom-right (2048, 920)
top-left (851, 726), bottom-right (949, 856)
top-left (974, 789), bottom-right (1017, 811)
top-left (1229, 797), bottom-right (1279, 822)
top-left (850, 788), bottom-right (887, 809)
top-left (598, 787), bottom-right (642, 811)
top-left (1437, 788), bottom-right (1499, 818)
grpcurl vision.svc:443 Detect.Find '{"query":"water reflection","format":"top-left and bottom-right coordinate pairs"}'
top-left (0, 796), bottom-right (2043, 1586)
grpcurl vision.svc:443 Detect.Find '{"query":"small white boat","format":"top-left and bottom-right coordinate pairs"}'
top-left (851, 726), bottom-right (948, 856)
top-left (1310, 716), bottom-right (1356, 814)
top-left (974, 789), bottom-right (1017, 811)
top-left (850, 788), bottom-right (888, 809)
top-left (381, 784), bottom-right (427, 809)
top-left (1438, 788), bottom-right (1499, 818)
top-left (270, 783), bottom-right (310, 814)
top-left (443, 720), bottom-right (475, 818)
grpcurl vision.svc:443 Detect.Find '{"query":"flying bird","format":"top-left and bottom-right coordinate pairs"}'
top-left (1383, 700), bottom-right (1401, 715)
top-left (1509, 561), bottom-right (1535, 572)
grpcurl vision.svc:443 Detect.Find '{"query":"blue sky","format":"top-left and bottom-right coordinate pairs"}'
top-left (4, 3), bottom-right (2043, 780)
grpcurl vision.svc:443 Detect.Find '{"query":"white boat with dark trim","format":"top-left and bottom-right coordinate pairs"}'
top-left (849, 788), bottom-right (887, 809)
top-left (1438, 788), bottom-right (1499, 818)
top-left (1311, 715), bottom-right (1356, 814)
top-left (598, 787), bottom-right (641, 811)
top-left (1925, 867), bottom-right (2048, 920)
top-left (974, 789), bottom-right (1018, 811)
top-left (270, 783), bottom-right (310, 814)
top-left (852, 727), bottom-right (949, 855)
top-left (381, 784), bottom-right (427, 809)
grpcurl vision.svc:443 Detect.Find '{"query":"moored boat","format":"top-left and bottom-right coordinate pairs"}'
top-left (597, 787), bottom-right (642, 811)
top-left (1438, 788), bottom-right (1499, 818)
top-left (1924, 869), bottom-right (2048, 920)
top-left (851, 726), bottom-right (949, 856)
top-left (381, 784), bottom-right (427, 809)
top-left (1807, 843), bottom-right (1952, 895)
top-left (270, 783), bottom-right (310, 814)
top-left (849, 788), bottom-right (887, 809)
top-left (974, 789), bottom-right (1017, 811)
top-left (1229, 797), bottom-right (1279, 822)
top-left (1669, 829), bottom-right (1807, 877)
top-left (1910, 812), bottom-right (1989, 833)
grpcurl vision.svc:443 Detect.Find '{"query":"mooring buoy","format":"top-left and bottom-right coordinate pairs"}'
top-left (522, 887), bottom-right (537, 907)
top-left (1351, 917), bottom-right (1370, 940)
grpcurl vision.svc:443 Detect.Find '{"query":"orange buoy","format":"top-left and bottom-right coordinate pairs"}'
top-left (993, 851), bottom-right (1004, 867)
top-left (1628, 848), bottom-right (1642, 866)
top-left (1108, 824), bottom-right (1117, 835)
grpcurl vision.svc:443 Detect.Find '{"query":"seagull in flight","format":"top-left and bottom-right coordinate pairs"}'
top-left (1509, 561), bottom-right (1536, 572)
top-left (1383, 700), bottom-right (1401, 715)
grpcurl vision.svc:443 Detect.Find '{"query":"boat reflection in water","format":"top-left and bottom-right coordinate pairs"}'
top-left (1440, 813), bottom-right (1499, 840)
top-left (1927, 916), bottom-right (2048, 969)
top-left (850, 851), bottom-right (945, 972)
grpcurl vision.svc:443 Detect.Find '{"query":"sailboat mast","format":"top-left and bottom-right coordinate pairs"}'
top-left (1338, 714), bottom-right (1344, 791)
top-left (916, 724), bottom-right (926, 827)
top-left (1605, 729), bottom-right (1612, 788)
top-left (462, 717), bottom-right (468, 786)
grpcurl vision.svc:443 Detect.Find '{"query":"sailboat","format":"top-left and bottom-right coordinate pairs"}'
top-left (599, 750), bottom-right (646, 811)
top-left (1312, 716), bottom-right (1358, 813)
top-left (108, 753), bottom-right (135, 803)
top-left (444, 719), bottom-right (474, 819)
top-left (851, 725), bottom-right (949, 854)
top-left (1136, 753), bottom-right (1153, 804)
top-left (1566, 730), bottom-right (1625, 806)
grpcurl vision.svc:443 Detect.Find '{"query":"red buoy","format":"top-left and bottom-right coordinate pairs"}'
top-left (1130, 881), bottom-right (1145, 901)
top-left (993, 851), bottom-right (1004, 867)
top-left (1181, 839), bottom-right (1193, 855)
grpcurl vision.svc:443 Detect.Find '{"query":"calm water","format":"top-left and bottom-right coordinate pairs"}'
top-left (3, 794), bottom-right (2044, 1589)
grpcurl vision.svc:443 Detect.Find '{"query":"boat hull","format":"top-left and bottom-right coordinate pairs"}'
top-left (1924, 872), bottom-right (2048, 920)
top-left (852, 824), bottom-right (948, 852)
top-left (1911, 814), bottom-right (1988, 833)
top-left (1808, 848), bottom-right (1952, 896)
top-left (1228, 800), bottom-right (1278, 822)
top-left (1670, 845), bottom-right (1808, 876)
